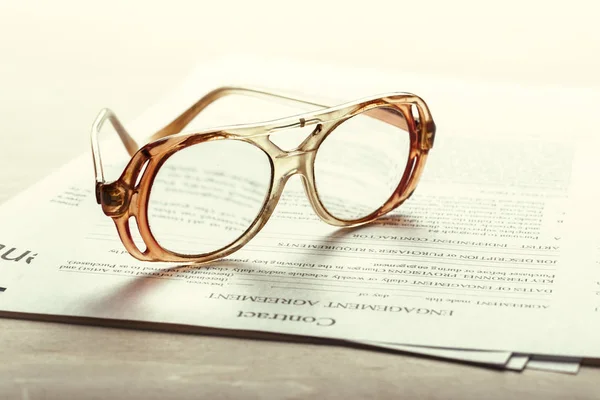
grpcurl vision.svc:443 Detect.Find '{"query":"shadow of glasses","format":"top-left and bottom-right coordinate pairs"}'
top-left (88, 213), bottom-right (413, 312)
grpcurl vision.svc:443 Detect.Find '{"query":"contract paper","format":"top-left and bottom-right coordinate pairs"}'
top-left (526, 357), bottom-right (581, 374)
top-left (0, 56), bottom-right (598, 358)
top-left (506, 355), bottom-right (530, 372)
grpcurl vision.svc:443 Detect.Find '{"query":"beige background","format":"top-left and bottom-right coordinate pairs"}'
top-left (0, 1), bottom-right (599, 398)
top-left (1, 0), bottom-right (598, 189)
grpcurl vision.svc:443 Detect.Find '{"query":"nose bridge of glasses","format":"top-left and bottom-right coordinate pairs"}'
top-left (274, 148), bottom-right (316, 178)
top-left (266, 119), bottom-right (324, 178)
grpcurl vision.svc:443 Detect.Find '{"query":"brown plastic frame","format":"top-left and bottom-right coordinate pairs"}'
top-left (91, 86), bottom-right (436, 264)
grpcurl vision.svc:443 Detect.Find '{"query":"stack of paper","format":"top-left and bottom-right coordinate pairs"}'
top-left (0, 56), bottom-right (598, 374)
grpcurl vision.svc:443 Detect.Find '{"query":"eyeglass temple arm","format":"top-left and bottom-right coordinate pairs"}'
top-left (91, 108), bottom-right (139, 184)
top-left (148, 86), bottom-right (410, 142)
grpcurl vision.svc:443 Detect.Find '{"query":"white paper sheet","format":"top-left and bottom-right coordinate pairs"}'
top-left (506, 354), bottom-right (530, 372)
top-left (526, 357), bottom-right (581, 374)
top-left (356, 341), bottom-right (511, 366)
top-left (0, 56), bottom-right (598, 358)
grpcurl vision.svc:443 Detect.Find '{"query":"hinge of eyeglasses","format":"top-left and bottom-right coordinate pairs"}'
top-left (421, 120), bottom-right (436, 150)
top-left (96, 181), bottom-right (129, 216)
top-left (95, 182), bottom-right (103, 204)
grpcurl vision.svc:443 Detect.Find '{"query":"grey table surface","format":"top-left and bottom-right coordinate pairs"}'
top-left (1, 316), bottom-right (599, 400)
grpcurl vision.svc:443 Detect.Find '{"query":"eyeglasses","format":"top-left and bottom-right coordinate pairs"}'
top-left (91, 86), bottom-right (436, 263)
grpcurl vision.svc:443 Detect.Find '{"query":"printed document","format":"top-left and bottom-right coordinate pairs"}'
top-left (0, 56), bottom-right (598, 357)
